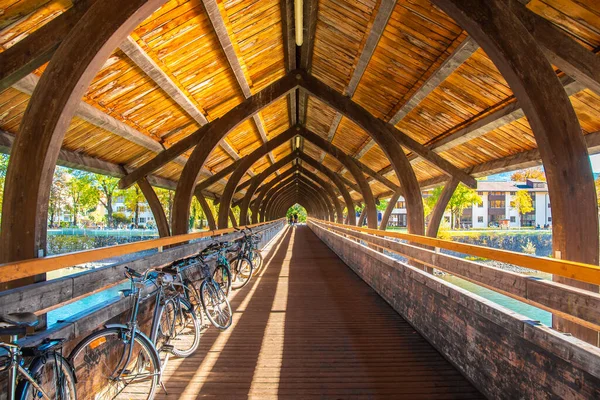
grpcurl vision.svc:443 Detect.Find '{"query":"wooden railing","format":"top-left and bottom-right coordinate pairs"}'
top-left (309, 218), bottom-right (600, 332)
top-left (0, 219), bottom-right (286, 347)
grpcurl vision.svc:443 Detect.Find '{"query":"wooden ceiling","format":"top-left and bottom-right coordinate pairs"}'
top-left (1, 0), bottom-right (599, 203)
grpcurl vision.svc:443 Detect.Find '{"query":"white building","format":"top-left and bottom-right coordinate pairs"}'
top-left (388, 179), bottom-right (552, 229)
top-left (113, 195), bottom-right (155, 227)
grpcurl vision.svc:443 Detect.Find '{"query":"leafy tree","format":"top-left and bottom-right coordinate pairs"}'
top-left (511, 167), bottom-right (546, 182)
top-left (448, 184), bottom-right (482, 229)
top-left (426, 184), bottom-right (482, 229)
top-left (376, 199), bottom-right (388, 212)
top-left (49, 169), bottom-right (69, 227)
top-left (510, 190), bottom-right (534, 226)
top-left (96, 176), bottom-right (120, 228)
top-left (286, 204), bottom-right (307, 222)
top-left (156, 188), bottom-right (174, 222)
top-left (189, 196), bottom-right (208, 230)
top-left (124, 184), bottom-right (144, 227)
top-left (65, 170), bottom-right (99, 226)
top-left (112, 212), bottom-right (129, 226)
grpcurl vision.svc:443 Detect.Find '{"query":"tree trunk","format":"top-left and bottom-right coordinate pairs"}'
top-left (134, 204), bottom-right (139, 228)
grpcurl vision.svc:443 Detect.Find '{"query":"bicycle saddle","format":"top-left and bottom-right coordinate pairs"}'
top-left (0, 312), bottom-right (38, 327)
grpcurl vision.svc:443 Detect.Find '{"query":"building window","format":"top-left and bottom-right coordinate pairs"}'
top-left (489, 200), bottom-right (505, 208)
top-left (510, 191), bottom-right (516, 195)
top-left (139, 217), bottom-right (146, 223)
top-left (548, 217), bottom-right (552, 222)
top-left (477, 191), bottom-right (483, 196)
top-left (477, 216), bottom-right (483, 223)
top-left (396, 201), bottom-right (405, 209)
top-left (490, 191), bottom-right (504, 196)
top-left (510, 216), bottom-right (516, 223)
top-left (548, 203), bottom-right (551, 208)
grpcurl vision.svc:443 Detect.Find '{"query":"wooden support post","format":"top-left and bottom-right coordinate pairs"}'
top-left (138, 177), bottom-right (170, 238)
top-left (426, 178), bottom-right (460, 239)
top-left (357, 208), bottom-right (367, 227)
top-left (195, 193), bottom-right (216, 231)
top-left (228, 209), bottom-right (238, 228)
top-left (434, 0), bottom-right (599, 345)
top-left (380, 191), bottom-right (402, 230)
top-left (0, 0), bottom-right (169, 281)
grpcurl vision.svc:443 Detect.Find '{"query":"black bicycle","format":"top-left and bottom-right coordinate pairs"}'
top-left (68, 266), bottom-right (200, 399)
top-left (0, 312), bottom-right (76, 400)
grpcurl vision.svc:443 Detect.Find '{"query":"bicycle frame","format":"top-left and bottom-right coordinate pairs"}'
top-left (1, 337), bottom-right (51, 400)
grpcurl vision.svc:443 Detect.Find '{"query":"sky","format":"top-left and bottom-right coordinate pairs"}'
top-left (590, 154), bottom-right (600, 173)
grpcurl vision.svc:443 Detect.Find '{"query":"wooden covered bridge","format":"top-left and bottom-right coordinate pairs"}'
top-left (1, 0), bottom-right (600, 398)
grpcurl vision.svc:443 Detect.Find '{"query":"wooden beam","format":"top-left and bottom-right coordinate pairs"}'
top-left (509, 0), bottom-right (600, 95)
top-left (299, 166), bottom-right (344, 223)
top-left (280, 0), bottom-right (297, 128)
top-left (298, 0), bottom-right (318, 125)
top-left (379, 191), bottom-right (402, 230)
top-left (118, 72), bottom-right (299, 189)
top-left (298, 72), bottom-right (477, 188)
top-left (0, 130), bottom-right (177, 190)
top-left (434, 0), bottom-right (598, 344)
top-left (195, 192), bottom-right (216, 230)
top-left (416, 76), bottom-right (585, 158)
top-left (138, 177), bottom-right (170, 237)
top-left (426, 178), bottom-right (459, 238)
top-left (388, 37), bottom-right (479, 125)
top-left (0, 0), bottom-right (97, 92)
top-left (0, 0), bottom-right (171, 269)
top-left (202, 0), bottom-right (275, 165)
top-left (321, 0), bottom-right (395, 163)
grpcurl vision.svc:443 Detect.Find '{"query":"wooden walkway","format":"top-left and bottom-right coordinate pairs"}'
top-left (157, 226), bottom-right (484, 399)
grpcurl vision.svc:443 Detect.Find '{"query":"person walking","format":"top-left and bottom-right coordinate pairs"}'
top-left (293, 213), bottom-right (298, 224)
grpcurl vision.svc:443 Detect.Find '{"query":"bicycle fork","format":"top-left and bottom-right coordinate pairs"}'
top-left (4, 336), bottom-right (51, 400)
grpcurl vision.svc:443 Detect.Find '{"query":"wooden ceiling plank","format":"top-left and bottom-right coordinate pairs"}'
top-left (0, 0), bottom-right (97, 92)
top-left (202, 0), bottom-right (273, 169)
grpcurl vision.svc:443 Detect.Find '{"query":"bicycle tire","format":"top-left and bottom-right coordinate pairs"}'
top-left (183, 278), bottom-right (205, 322)
top-left (17, 351), bottom-right (77, 400)
top-left (212, 264), bottom-right (231, 296)
top-left (250, 250), bottom-right (263, 276)
top-left (230, 256), bottom-right (253, 290)
top-left (158, 297), bottom-right (201, 357)
top-left (68, 327), bottom-right (160, 400)
top-left (200, 280), bottom-right (233, 330)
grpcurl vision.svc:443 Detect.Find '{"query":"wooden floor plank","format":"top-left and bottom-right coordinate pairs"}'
top-left (156, 226), bottom-right (484, 399)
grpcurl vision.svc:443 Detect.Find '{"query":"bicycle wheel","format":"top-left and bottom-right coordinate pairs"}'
top-left (158, 297), bottom-right (201, 357)
top-left (212, 264), bottom-right (231, 296)
top-left (200, 280), bottom-right (232, 330)
top-left (250, 249), bottom-right (263, 276)
top-left (183, 278), bottom-right (204, 322)
top-left (68, 327), bottom-right (160, 400)
top-left (230, 256), bottom-right (253, 290)
top-left (17, 352), bottom-right (76, 400)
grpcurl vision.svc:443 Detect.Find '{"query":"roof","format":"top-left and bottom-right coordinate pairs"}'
top-left (477, 181), bottom-right (548, 193)
top-left (1, 0), bottom-right (599, 202)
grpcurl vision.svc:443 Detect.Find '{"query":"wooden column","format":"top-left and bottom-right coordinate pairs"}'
top-left (0, 0), bottom-right (168, 283)
top-left (379, 192), bottom-right (402, 230)
top-left (228, 209), bottom-right (238, 228)
top-left (195, 193), bottom-right (216, 230)
top-left (426, 178), bottom-right (459, 238)
top-left (357, 208), bottom-right (367, 227)
top-left (137, 177), bottom-right (170, 237)
top-left (434, 0), bottom-right (599, 344)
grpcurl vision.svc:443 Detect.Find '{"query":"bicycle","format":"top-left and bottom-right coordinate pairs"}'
top-left (217, 240), bottom-right (253, 291)
top-left (68, 266), bottom-right (200, 399)
top-left (0, 312), bottom-right (76, 400)
top-left (236, 227), bottom-right (263, 276)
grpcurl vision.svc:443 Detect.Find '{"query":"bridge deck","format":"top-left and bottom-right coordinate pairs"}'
top-left (157, 226), bottom-right (483, 399)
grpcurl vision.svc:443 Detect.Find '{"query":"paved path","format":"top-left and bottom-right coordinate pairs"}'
top-left (157, 225), bottom-right (483, 399)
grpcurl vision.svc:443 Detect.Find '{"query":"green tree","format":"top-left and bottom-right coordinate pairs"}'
top-left (96, 176), bottom-right (120, 228)
top-left (510, 190), bottom-right (534, 226)
top-left (65, 170), bottom-right (99, 226)
top-left (112, 212), bottom-right (129, 226)
top-left (189, 196), bottom-right (208, 230)
top-left (124, 184), bottom-right (144, 227)
top-left (448, 184), bottom-right (482, 229)
top-left (156, 188), bottom-right (174, 222)
top-left (426, 184), bottom-right (482, 229)
top-left (49, 168), bottom-right (68, 227)
top-left (286, 204), bottom-right (307, 222)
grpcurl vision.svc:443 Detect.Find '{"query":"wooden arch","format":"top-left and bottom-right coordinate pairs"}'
top-left (266, 178), bottom-right (332, 221)
top-left (254, 169), bottom-right (298, 222)
top-left (238, 152), bottom-right (299, 225)
top-left (0, 0), bottom-right (169, 264)
top-left (299, 167), bottom-right (344, 223)
top-left (268, 181), bottom-right (328, 220)
top-left (137, 177), bottom-right (170, 237)
top-left (433, 0), bottom-right (599, 343)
